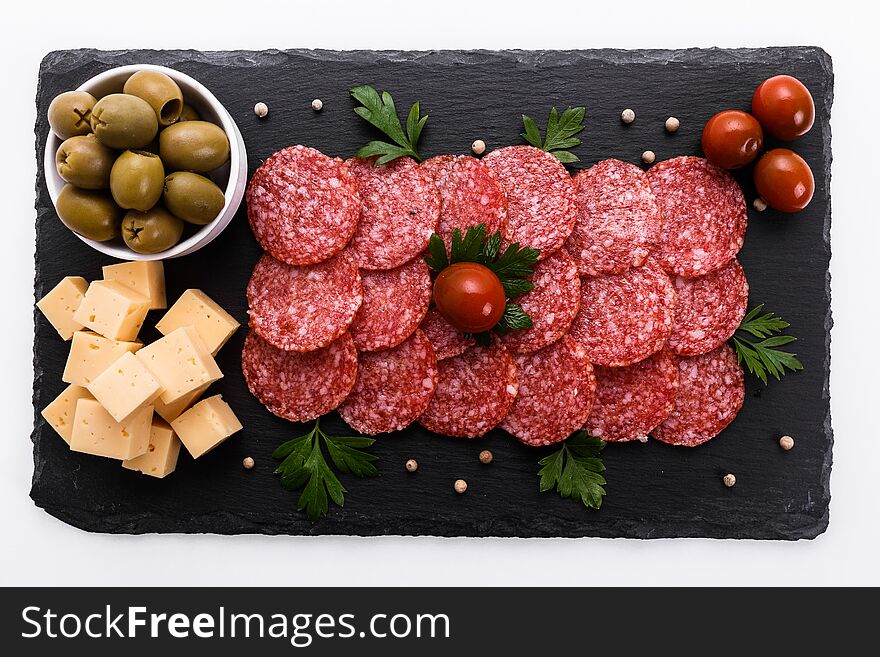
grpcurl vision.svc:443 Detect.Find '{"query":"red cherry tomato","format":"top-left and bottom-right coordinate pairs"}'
top-left (752, 75), bottom-right (815, 141)
top-left (701, 110), bottom-right (764, 169)
top-left (433, 262), bottom-right (506, 333)
top-left (754, 148), bottom-right (814, 213)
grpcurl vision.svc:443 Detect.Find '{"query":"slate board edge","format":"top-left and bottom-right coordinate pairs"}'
top-left (31, 48), bottom-right (834, 540)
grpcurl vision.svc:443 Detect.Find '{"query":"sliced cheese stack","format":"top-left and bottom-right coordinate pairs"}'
top-left (37, 261), bottom-right (242, 479)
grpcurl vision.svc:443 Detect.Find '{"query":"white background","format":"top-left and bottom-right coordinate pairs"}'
top-left (2, 0), bottom-right (877, 586)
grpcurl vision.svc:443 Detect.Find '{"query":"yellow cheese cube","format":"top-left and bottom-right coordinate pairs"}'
top-left (86, 352), bottom-right (164, 423)
top-left (122, 417), bottom-right (181, 478)
top-left (155, 289), bottom-right (240, 355)
top-left (62, 331), bottom-right (142, 386)
top-left (172, 395), bottom-right (242, 458)
top-left (153, 383), bottom-right (209, 423)
top-left (41, 384), bottom-right (93, 444)
top-left (102, 261), bottom-right (167, 310)
top-left (135, 326), bottom-right (223, 405)
top-left (70, 399), bottom-right (152, 460)
top-left (36, 276), bottom-right (88, 340)
top-left (72, 280), bottom-right (151, 341)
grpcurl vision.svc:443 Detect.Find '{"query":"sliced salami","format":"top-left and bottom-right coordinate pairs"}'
top-left (338, 330), bottom-right (438, 435)
top-left (482, 145), bottom-right (577, 258)
top-left (585, 350), bottom-right (679, 443)
top-left (247, 145), bottom-right (360, 266)
top-left (648, 156), bottom-right (747, 277)
top-left (246, 252), bottom-right (362, 352)
top-left (422, 155), bottom-right (508, 244)
top-left (418, 337), bottom-right (518, 439)
top-left (565, 158), bottom-right (664, 276)
top-left (668, 259), bottom-right (749, 356)
top-left (500, 336), bottom-right (596, 447)
top-left (242, 331), bottom-right (358, 423)
top-left (419, 307), bottom-right (474, 360)
top-left (651, 344), bottom-right (745, 447)
top-left (345, 157), bottom-right (440, 270)
top-left (500, 250), bottom-right (580, 354)
top-left (569, 262), bottom-right (677, 367)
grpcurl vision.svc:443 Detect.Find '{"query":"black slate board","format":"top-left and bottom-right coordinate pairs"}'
top-left (32, 48), bottom-right (833, 539)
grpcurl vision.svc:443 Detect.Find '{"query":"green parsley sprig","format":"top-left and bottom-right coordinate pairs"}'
top-left (350, 85), bottom-right (427, 164)
top-left (521, 106), bottom-right (586, 163)
top-left (273, 419), bottom-right (378, 522)
top-left (730, 304), bottom-right (804, 384)
top-left (538, 432), bottom-right (607, 510)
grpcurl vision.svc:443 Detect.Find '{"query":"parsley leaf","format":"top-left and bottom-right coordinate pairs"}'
top-left (423, 233), bottom-right (449, 272)
top-left (497, 303), bottom-right (533, 332)
top-left (351, 85), bottom-right (427, 164)
top-left (486, 241), bottom-right (540, 284)
top-left (521, 106), bottom-right (586, 163)
top-left (538, 432), bottom-right (607, 510)
top-left (730, 305), bottom-right (804, 384)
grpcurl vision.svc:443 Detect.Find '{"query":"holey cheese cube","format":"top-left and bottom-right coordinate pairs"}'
top-left (136, 326), bottom-right (223, 405)
top-left (62, 331), bottom-right (141, 386)
top-left (72, 280), bottom-right (151, 341)
top-left (153, 383), bottom-right (209, 423)
top-left (41, 384), bottom-right (93, 444)
top-left (70, 399), bottom-right (152, 460)
top-left (172, 395), bottom-right (242, 459)
top-left (102, 261), bottom-right (167, 310)
top-left (156, 289), bottom-right (240, 355)
top-left (87, 352), bottom-right (164, 423)
top-left (36, 276), bottom-right (88, 340)
top-left (123, 418), bottom-right (181, 478)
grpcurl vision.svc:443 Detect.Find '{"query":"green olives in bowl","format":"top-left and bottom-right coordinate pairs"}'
top-left (160, 121), bottom-right (230, 172)
top-left (48, 91), bottom-right (97, 140)
top-left (110, 150), bottom-right (165, 212)
top-left (91, 93), bottom-right (158, 149)
top-left (123, 70), bottom-right (184, 127)
top-left (122, 206), bottom-right (185, 254)
top-left (56, 135), bottom-right (114, 189)
top-left (163, 172), bottom-right (226, 225)
top-left (56, 185), bottom-right (123, 241)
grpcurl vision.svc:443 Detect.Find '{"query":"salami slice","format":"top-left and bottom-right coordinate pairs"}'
top-left (499, 250), bottom-right (580, 354)
top-left (569, 262), bottom-right (677, 367)
top-left (648, 156), bottom-right (747, 277)
top-left (246, 252), bottom-right (362, 352)
top-left (668, 259), bottom-right (749, 356)
top-left (651, 344), bottom-right (745, 447)
top-left (500, 336), bottom-right (596, 447)
top-left (345, 157), bottom-right (440, 270)
top-left (418, 337), bottom-right (518, 438)
top-left (419, 307), bottom-right (474, 360)
top-left (247, 145), bottom-right (360, 266)
top-left (422, 155), bottom-right (508, 245)
top-left (482, 145), bottom-right (577, 258)
top-left (565, 158), bottom-right (664, 276)
top-left (338, 330), bottom-right (438, 435)
top-left (242, 331), bottom-right (358, 423)
top-left (349, 258), bottom-right (432, 352)
top-left (585, 350), bottom-right (679, 443)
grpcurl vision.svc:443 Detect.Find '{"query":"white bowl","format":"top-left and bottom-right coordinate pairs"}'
top-left (44, 64), bottom-right (247, 261)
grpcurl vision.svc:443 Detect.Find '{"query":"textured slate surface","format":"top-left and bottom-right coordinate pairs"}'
top-left (32, 48), bottom-right (833, 539)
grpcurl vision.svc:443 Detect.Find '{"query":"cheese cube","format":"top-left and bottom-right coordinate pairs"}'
top-left (153, 383), bottom-right (209, 423)
top-left (155, 289), bottom-right (239, 355)
top-left (70, 399), bottom-right (152, 460)
top-left (172, 395), bottom-right (242, 458)
top-left (62, 331), bottom-right (142, 386)
top-left (122, 417), bottom-right (181, 478)
top-left (86, 352), bottom-right (164, 423)
top-left (36, 276), bottom-right (88, 340)
top-left (72, 280), bottom-right (151, 341)
top-left (135, 326), bottom-right (223, 405)
top-left (102, 261), bottom-right (167, 310)
top-left (41, 384), bottom-right (93, 444)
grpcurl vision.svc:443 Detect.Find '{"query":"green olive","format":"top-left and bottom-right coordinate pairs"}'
top-left (110, 150), bottom-right (165, 212)
top-left (159, 120), bottom-right (230, 172)
top-left (163, 172), bottom-right (226, 225)
top-left (122, 206), bottom-right (184, 254)
top-left (55, 135), bottom-right (115, 189)
top-left (56, 185), bottom-right (122, 241)
top-left (48, 91), bottom-right (97, 140)
top-left (90, 94), bottom-right (158, 149)
top-left (177, 104), bottom-right (201, 122)
top-left (123, 70), bottom-right (184, 127)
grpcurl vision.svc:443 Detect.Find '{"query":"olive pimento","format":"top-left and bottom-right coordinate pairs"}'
top-left (433, 262), bottom-right (506, 333)
top-left (754, 148), bottom-right (815, 213)
top-left (752, 75), bottom-right (815, 141)
top-left (701, 110), bottom-right (764, 169)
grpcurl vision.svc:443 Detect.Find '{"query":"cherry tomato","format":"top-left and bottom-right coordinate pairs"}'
top-left (433, 262), bottom-right (506, 333)
top-left (701, 110), bottom-right (764, 169)
top-left (752, 75), bottom-right (815, 141)
top-left (754, 148), bottom-right (814, 213)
